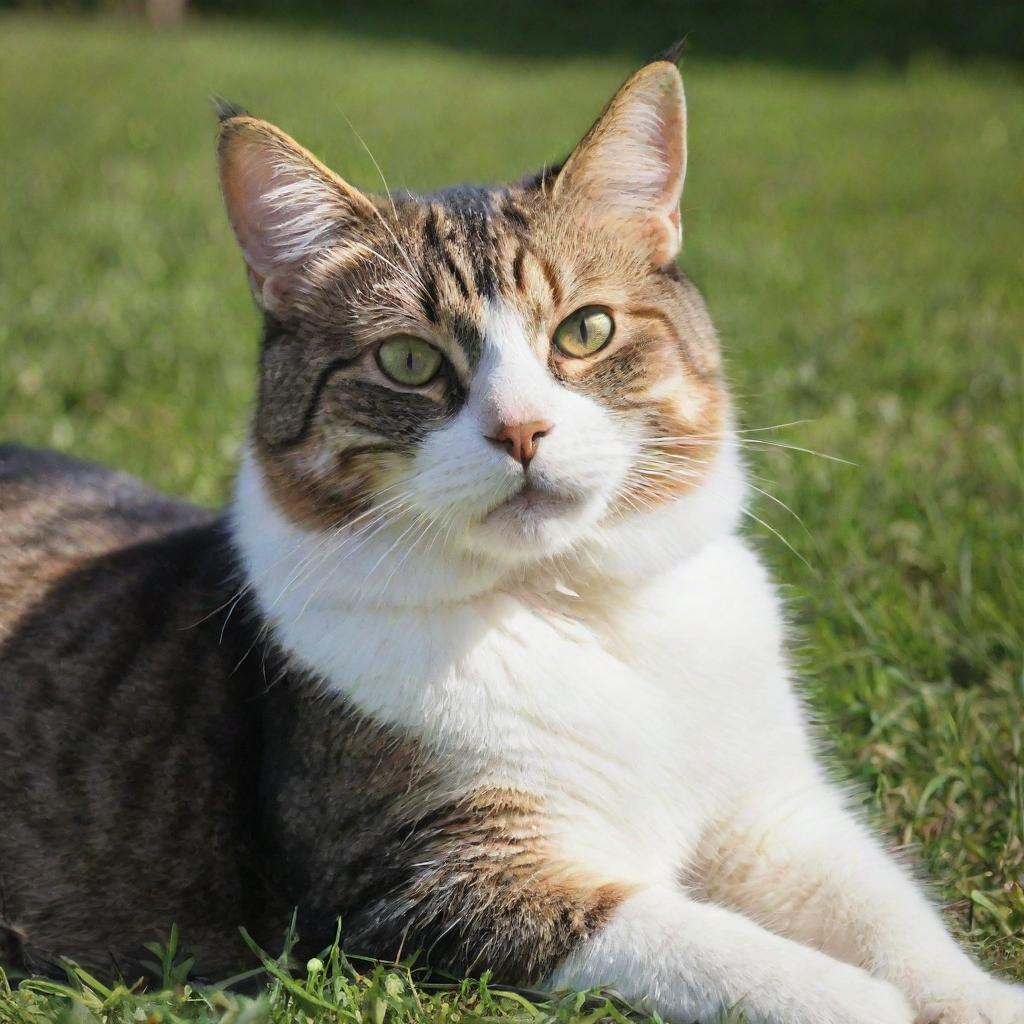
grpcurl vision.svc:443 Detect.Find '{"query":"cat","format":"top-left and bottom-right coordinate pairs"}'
top-left (1, 52), bottom-right (1021, 1024)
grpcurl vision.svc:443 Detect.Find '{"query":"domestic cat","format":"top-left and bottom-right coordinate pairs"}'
top-left (1, 54), bottom-right (1021, 1024)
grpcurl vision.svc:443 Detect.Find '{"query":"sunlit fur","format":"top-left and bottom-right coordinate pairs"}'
top-left (224, 61), bottom-right (1024, 1024)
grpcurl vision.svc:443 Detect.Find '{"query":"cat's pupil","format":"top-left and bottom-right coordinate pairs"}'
top-left (580, 318), bottom-right (589, 344)
top-left (406, 349), bottom-right (414, 370)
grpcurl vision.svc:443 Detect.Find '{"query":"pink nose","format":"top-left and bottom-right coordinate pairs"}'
top-left (487, 419), bottom-right (553, 468)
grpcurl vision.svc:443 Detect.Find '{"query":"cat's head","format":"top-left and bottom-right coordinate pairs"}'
top-left (222, 60), bottom-right (743, 603)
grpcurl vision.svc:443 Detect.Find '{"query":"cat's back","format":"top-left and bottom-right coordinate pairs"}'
top-left (0, 445), bottom-right (214, 624)
top-left (0, 446), bottom-right (273, 976)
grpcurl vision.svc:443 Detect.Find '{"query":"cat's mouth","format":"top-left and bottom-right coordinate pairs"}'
top-left (484, 481), bottom-right (581, 521)
top-left (463, 479), bottom-right (605, 560)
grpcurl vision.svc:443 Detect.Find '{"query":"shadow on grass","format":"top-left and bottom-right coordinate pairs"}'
top-left (169, 0), bottom-right (1023, 68)
top-left (4, 0), bottom-right (1024, 67)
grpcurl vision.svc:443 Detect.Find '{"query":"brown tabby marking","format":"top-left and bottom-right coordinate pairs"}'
top-left (364, 787), bottom-right (634, 980)
top-left (0, 447), bottom-right (279, 978)
top-left (258, 674), bottom-right (633, 979)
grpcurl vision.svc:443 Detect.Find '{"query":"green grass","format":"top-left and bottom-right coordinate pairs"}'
top-left (1, 9), bottom-right (1022, 1022)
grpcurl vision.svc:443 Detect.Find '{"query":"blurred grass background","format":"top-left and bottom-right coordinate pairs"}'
top-left (1, 0), bottom-right (1023, 1006)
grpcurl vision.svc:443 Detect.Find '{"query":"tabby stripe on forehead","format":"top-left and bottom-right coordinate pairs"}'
top-left (501, 197), bottom-right (530, 231)
top-left (419, 271), bottom-right (440, 324)
top-left (440, 248), bottom-right (472, 300)
top-left (535, 252), bottom-right (563, 308)
top-left (449, 312), bottom-right (483, 367)
top-left (465, 209), bottom-right (497, 299)
top-left (423, 206), bottom-right (443, 250)
top-left (424, 207), bottom-right (471, 300)
top-left (511, 244), bottom-right (526, 294)
top-left (629, 306), bottom-right (676, 335)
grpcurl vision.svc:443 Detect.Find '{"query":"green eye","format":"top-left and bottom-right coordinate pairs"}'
top-left (553, 306), bottom-right (615, 358)
top-left (377, 335), bottom-right (443, 386)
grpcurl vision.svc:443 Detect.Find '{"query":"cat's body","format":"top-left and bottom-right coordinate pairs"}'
top-left (2, 57), bottom-right (1022, 1024)
top-left (0, 447), bottom-right (274, 975)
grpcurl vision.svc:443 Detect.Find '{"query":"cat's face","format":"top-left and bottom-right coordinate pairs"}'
top-left (221, 62), bottom-right (734, 585)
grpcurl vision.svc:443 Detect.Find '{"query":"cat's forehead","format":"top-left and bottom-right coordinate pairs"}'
top-left (406, 183), bottom-right (537, 287)
top-left (416, 186), bottom-right (510, 303)
top-left (376, 183), bottom-right (560, 360)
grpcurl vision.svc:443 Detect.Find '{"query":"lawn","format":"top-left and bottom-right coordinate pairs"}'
top-left (1, 8), bottom-right (1022, 1022)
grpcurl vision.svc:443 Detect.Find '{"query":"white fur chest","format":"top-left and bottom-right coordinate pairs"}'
top-left (253, 523), bottom-right (794, 888)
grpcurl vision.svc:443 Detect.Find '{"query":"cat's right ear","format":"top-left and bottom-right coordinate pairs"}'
top-left (218, 114), bottom-right (376, 311)
top-left (544, 60), bottom-right (687, 269)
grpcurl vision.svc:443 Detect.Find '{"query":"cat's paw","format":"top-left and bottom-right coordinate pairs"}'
top-left (913, 977), bottom-right (1024, 1024)
top-left (802, 961), bottom-right (914, 1024)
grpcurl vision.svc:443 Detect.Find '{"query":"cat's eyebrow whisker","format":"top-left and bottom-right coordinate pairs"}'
top-left (348, 241), bottom-right (422, 294)
top-left (339, 113), bottom-right (424, 287)
top-left (341, 114), bottom-right (399, 223)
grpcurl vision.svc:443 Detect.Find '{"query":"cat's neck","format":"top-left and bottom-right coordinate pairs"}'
top-left (231, 441), bottom-right (746, 750)
top-left (231, 443), bottom-right (745, 619)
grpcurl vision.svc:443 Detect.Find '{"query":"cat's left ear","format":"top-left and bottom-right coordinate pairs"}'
top-left (550, 60), bottom-right (687, 267)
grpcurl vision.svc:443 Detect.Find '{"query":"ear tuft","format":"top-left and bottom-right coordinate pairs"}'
top-left (648, 37), bottom-right (687, 67)
top-left (212, 95), bottom-right (248, 123)
top-left (218, 117), bottom-right (376, 307)
top-left (553, 62), bottom-right (687, 267)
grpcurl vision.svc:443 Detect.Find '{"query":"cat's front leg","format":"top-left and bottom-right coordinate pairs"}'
top-left (548, 886), bottom-right (913, 1024)
top-left (699, 783), bottom-right (1024, 1024)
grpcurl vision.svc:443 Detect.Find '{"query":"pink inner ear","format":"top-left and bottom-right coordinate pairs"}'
top-left (559, 64), bottom-right (687, 265)
top-left (607, 74), bottom-right (686, 215)
top-left (221, 127), bottom-right (347, 283)
top-left (222, 136), bottom-right (281, 278)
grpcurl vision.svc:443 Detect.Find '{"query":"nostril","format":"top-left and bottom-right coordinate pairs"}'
top-left (521, 420), bottom-right (553, 464)
top-left (486, 419), bottom-right (554, 468)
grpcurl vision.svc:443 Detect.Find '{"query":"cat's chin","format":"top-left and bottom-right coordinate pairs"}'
top-left (463, 484), bottom-right (603, 563)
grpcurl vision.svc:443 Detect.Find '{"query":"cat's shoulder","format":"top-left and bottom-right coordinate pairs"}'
top-left (0, 444), bottom-right (220, 627)
top-left (646, 533), bottom-right (782, 617)
top-left (0, 444), bottom-right (213, 546)
top-left (1, 443), bottom-right (204, 514)
top-left (620, 534), bottom-right (789, 688)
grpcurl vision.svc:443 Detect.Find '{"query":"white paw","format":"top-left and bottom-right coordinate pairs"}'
top-left (914, 978), bottom-right (1024, 1024)
top-left (793, 961), bottom-right (915, 1024)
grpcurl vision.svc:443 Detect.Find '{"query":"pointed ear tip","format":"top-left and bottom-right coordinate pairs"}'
top-left (216, 114), bottom-right (282, 166)
top-left (649, 37), bottom-right (688, 67)
top-left (211, 96), bottom-right (250, 123)
top-left (629, 52), bottom-right (684, 82)
top-left (628, 60), bottom-right (686, 109)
